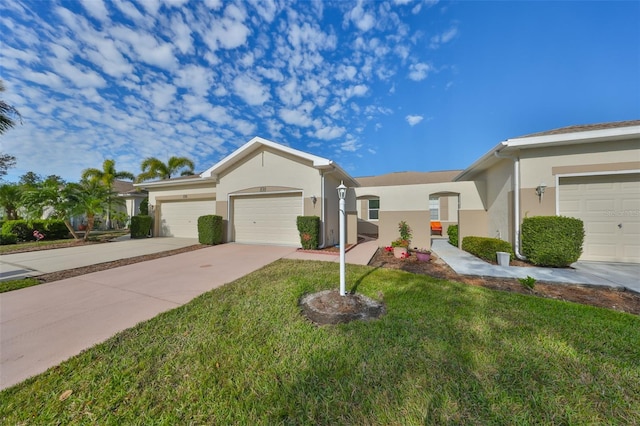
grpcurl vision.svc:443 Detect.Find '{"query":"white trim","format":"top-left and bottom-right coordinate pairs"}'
top-left (506, 125), bottom-right (640, 148)
top-left (555, 169), bottom-right (640, 215)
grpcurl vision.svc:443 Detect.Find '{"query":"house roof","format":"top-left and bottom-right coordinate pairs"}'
top-left (135, 136), bottom-right (358, 189)
top-left (113, 179), bottom-right (147, 196)
top-left (356, 170), bottom-right (462, 187)
top-left (455, 120), bottom-right (640, 181)
top-left (200, 136), bottom-right (358, 186)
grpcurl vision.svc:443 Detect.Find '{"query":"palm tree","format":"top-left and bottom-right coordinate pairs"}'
top-left (67, 180), bottom-right (117, 241)
top-left (0, 80), bottom-right (22, 135)
top-left (81, 159), bottom-right (134, 229)
top-left (136, 156), bottom-right (195, 182)
top-left (0, 183), bottom-right (22, 220)
top-left (21, 180), bottom-right (80, 239)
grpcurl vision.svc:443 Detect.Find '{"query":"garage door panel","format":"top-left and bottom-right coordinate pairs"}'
top-left (160, 200), bottom-right (216, 238)
top-left (233, 193), bottom-right (302, 246)
top-left (559, 173), bottom-right (639, 262)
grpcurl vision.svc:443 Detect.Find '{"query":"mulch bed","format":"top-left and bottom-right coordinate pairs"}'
top-left (369, 248), bottom-right (640, 316)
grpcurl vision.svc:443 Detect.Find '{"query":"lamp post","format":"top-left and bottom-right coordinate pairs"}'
top-left (337, 181), bottom-right (347, 296)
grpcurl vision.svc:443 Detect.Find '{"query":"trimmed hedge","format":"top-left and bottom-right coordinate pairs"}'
top-left (198, 215), bottom-right (223, 245)
top-left (462, 236), bottom-right (514, 264)
top-left (297, 216), bottom-right (320, 249)
top-left (0, 219), bottom-right (69, 243)
top-left (0, 232), bottom-right (17, 245)
top-left (522, 216), bottom-right (584, 267)
top-left (130, 215), bottom-right (152, 239)
top-left (447, 224), bottom-right (459, 247)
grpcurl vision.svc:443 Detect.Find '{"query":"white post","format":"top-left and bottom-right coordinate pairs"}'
top-left (338, 181), bottom-right (347, 296)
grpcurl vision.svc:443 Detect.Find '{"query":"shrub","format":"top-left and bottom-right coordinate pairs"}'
top-left (521, 216), bottom-right (584, 267)
top-left (130, 215), bottom-right (152, 239)
top-left (198, 215), bottom-right (223, 245)
top-left (139, 198), bottom-right (149, 216)
top-left (44, 220), bottom-right (70, 239)
top-left (462, 236), bottom-right (514, 263)
top-left (0, 232), bottom-right (17, 245)
top-left (447, 224), bottom-right (459, 247)
top-left (297, 216), bottom-right (320, 249)
top-left (518, 275), bottom-right (536, 290)
top-left (1, 220), bottom-right (31, 242)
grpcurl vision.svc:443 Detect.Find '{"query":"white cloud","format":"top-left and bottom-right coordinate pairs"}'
top-left (346, 1), bottom-right (375, 32)
top-left (341, 138), bottom-right (361, 152)
top-left (279, 107), bottom-right (313, 127)
top-left (313, 125), bottom-right (345, 140)
top-left (276, 78), bottom-right (302, 106)
top-left (408, 63), bottom-right (431, 81)
top-left (204, 4), bottom-right (250, 51)
top-left (430, 26), bottom-right (458, 49)
top-left (232, 74), bottom-right (270, 105)
top-left (247, 0), bottom-right (278, 23)
top-left (170, 13), bottom-right (193, 54)
top-left (175, 64), bottom-right (214, 92)
top-left (79, 0), bottom-right (109, 22)
top-left (406, 115), bottom-right (424, 126)
top-left (109, 26), bottom-right (177, 70)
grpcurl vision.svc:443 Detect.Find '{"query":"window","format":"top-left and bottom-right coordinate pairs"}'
top-left (368, 199), bottom-right (379, 220)
top-left (429, 196), bottom-right (440, 221)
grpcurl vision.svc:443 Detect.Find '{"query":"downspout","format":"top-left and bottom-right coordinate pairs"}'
top-left (494, 149), bottom-right (527, 260)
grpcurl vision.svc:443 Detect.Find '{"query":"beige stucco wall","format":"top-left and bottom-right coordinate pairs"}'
top-left (355, 181), bottom-right (483, 248)
top-left (458, 210), bottom-right (488, 247)
top-left (472, 137), bottom-right (640, 247)
top-left (147, 183), bottom-right (216, 206)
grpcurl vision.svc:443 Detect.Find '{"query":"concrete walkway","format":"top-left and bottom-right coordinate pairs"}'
top-left (431, 239), bottom-right (640, 293)
top-left (0, 237), bottom-right (199, 281)
top-left (0, 243), bottom-right (296, 390)
top-left (284, 237), bottom-right (379, 265)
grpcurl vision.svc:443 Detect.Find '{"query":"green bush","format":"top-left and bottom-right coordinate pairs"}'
top-left (521, 216), bottom-right (584, 267)
top-left (1, 220), bottom-right (31, 242)
top-left (0, 232), bottom-right (17, 245)
top-left (198, 215), bottom-right (223, 245)
top-left (139, 198), bottom-right (149, 216)
top-left (296, 216), bottom-right (320, 249)
top-left (130, 215), bottom-right (152, 239)
top-left (462, 236), bottom-right (514, 263)
top-left (447, 224), bottom-right (459, 247)
top-left (45, 220), bottom-right (70, 239)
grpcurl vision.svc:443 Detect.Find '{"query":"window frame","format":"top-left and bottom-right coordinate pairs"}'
top-left (368, 198), bottom-right (380, 221)
top-left (429, 196), bottom-right (440, 221)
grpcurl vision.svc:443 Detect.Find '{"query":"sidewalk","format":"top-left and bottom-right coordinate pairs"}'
top-left (431, 239), bottom-right (640, 293)
top-left (0, 237), bottom-right (199, 281)
top-left (284, 237), bottom-right (379, 265)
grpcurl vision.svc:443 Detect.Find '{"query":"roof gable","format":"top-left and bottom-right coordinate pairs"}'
top-left (200, 137), bottom-right (333, 178)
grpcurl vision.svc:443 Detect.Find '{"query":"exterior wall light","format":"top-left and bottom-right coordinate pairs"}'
top-left (535, 183), bottom-right (547, 202)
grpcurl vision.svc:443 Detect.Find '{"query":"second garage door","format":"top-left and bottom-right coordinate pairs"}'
top-left (559, 173), bottom-right (640, 262)
top-left (233, 193), bottom-right (302, 245)
top-left (159, 199), bottom-right (216, 238)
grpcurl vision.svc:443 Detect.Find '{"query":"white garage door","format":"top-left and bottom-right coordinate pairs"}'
top-left (159, 199), bottom-right (216, 238)
top-left (233, 193), bottom-right (302, 245)
top-left (559, 173), bottom-right (640, 262)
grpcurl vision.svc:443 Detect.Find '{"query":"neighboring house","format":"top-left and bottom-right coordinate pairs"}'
top-left (136, 120), bottom-right (640, 263)
top-left (455, 120), bottom-right (640, 263)
top-left (135, 137), bottom-right (359, 246)
top-left (112, 180), bottom-right (148, 222)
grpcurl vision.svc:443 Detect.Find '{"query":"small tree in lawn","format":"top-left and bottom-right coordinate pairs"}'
top-left (68, 180), bottom-right (122, 241)
top-left (81, 159), bottom-right (134, 229)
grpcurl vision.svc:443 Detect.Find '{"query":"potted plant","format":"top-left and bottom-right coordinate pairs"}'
top-left (391, 238), bottom-right (409, 258)
top-left (412, 247), bottom-right (431, 262)
top-left (390, 220), bottom-right (412, 259)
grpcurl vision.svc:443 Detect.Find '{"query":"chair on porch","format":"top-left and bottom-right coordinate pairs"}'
top-left (430, 221), bottom-right (442, 236)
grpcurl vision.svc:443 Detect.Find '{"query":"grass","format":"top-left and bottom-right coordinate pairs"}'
top-left (0, 277), bottom-right (40, 293)
top-left (1, 260), bottom-right (638, 424)
top-left (0, 238), bottom-right (75, 254)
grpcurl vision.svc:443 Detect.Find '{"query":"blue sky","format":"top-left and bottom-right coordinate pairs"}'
top-left (1, 0), bottom-right (639, 183)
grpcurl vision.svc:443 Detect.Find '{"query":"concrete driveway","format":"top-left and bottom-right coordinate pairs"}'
top-left (0, 237), bottom-right (200, 281)
top-left (0, 243), bottom-right (296, 390)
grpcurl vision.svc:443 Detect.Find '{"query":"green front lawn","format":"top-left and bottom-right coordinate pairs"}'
top-left (2, 260), bottom-right (638, 424)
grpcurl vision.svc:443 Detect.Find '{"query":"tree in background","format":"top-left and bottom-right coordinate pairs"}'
top-left (81, 159), bottom-right (134, 229)
top-left (136, 156), bottom-right (195, 182)
top-left (0, 183), bottom-right (22, 220)
top-left (67, 179), bottom-right (120, 241)
top-left (0, 80), bottom-right (21, 180)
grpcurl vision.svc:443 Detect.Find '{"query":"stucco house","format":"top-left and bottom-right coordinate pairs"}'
top-left (136, 137), bottom-right (359, 246)
top-left (136, 120), bottom-right (640, 264)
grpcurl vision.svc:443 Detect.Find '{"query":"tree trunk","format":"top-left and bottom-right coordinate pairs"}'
top-left (83, 214), bottom-right (95, 241)
top-left (64, 219), bottom-right (80, 240)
